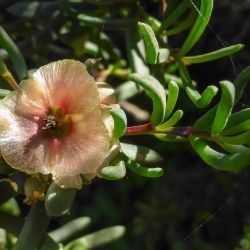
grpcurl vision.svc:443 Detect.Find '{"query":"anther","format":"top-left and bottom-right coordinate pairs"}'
top-left (42, 115), bottom-right (56, 130)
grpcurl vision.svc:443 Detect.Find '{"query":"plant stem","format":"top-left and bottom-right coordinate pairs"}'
top-left (125, 123), bottom-right (211, 138)
top-left (13, 201), bottom-right (50, 250)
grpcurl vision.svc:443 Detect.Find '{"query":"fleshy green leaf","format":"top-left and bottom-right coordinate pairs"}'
top-left (186, 85), bottom-right (218, 108)
top-left (190, 136), bottom-right (250, 170)
top-left (129, 73), bottom-right (166, 126)
top-left (125, 159), bottom-right (163, 178)
top-left (193, 106), bottom-right (217, 130)
top-left (157, 48), bottom-right (170, 64)
top-left (115, 81), bottom-right (143, 101)
top-left (157, 110), bottom-right (183, 130)
top-left (65, 225), bottom-right (125, 250)
top-left (110, 107), bottom-right (127, 139)
top-left (182, 44), bottom-right (244, 64)
top-left (224, 108), bottom-right (250, 130)
top-left (221, 119), bottom-right (250, 136)
top-left (138, 22), bottom-right (159, 64)
top-left (234, 66), bottom-right (250, 103)
top-left (7, 2), bottom-right (59, 18)
top-left (0, 89), bottom-right (11, 99)
top-left (120, 143), bottom-right (163, 164)
top-left (0, 180), bottom-right (18, 205)
top-left (49, 217), bottom-right (91, 243)
top-left (165, 81), bottom-right (179, 118)
top-left (212, 81), bottom-right (235, 134)
top-left (0, 26), bottom-right (27, 80)
top-left (45, 183), bottom-right (76, 217)
top-left (165, 11), bottom-right (196, 36)
top-left (179, 62), bottom-right (218, 108)
top-left (179, 0), bottom-right (213, 56)
top-left (13, 202), bottom-right (50, 250)
top-left (155, 134), bottom-right (187, 142)
top-left (101, 161), bottom-right (126, 180)
top-left (216, 130), bottom-right (250, 145)
top-left (159, 0), bottom-right (190, 32)
top-left (78, 14), bottom-right (132, 30)
top-left (125, 27), bottom-right (149, 74)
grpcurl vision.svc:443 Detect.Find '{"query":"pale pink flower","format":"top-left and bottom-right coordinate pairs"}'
top-left (0, 59), bottom-right (117, 189)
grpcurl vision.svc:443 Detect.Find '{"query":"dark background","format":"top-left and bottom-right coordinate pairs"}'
top-left (1, 1), bottom-right (250, 249)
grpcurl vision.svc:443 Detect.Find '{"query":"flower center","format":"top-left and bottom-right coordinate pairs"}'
top-left (42, 115), bottom-right (57, 130)
top-left (42, 108), bottom-right (71, 137)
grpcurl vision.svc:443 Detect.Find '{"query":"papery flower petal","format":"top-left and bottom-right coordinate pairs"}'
top-left (0, 59), bottom-right (118, 189)
top-left (49, 111), bottom-right (110, 177)
top-left (53, 174), bottom-right (82, 189)
top-left (101, 110), bottom-right (115, 138)
top-left (32, 60), bottom-right (100, 115)
top-left (0, 92), bottom-right (50, 175)
top-left (97, 82), bottom-right (117, 108)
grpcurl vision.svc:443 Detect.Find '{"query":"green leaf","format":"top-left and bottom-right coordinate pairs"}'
top-left (115, 81), bottom-right (143, 101)
top-left (234, 66), bottom-right (250, 103)
top-left (101, 160), bottom-right (126, 180)
top-left (164, 73), bottom-right (184, 88)
top-left (157, 48), bottom-right (170, 64)
top-left (110, 107), bottom-right (127, 139)
top-left (165, 11), bottom-right (196, 36)
top-left (0, 26), bottom-right (27, 80)
top-left (186, 85), bottom-right (218, 108)
top-left (222, 119), bottom-right (250, 136)
top-left (190, 136), bottom-right (250, 171)
top-left (179, 0), bottom-right (213, 56)
top-left (157, 110), bottom-right (183, 130)
top-left (165, 81), bottom-right (179, 118)
top-left (0, 57), bottom-right (8, 76)
top-left (0, 198), bottom-right (20, 216)
top-left (13, 202), bottom-right (50, 250)
top-left (182, 44), bottom-right (244, 64)
top-left (78, 14), bottom-right (132, 30)
top-left (224, 108), bottom-right (250, 130)
top-left (125, 159), bottom-right (163, 178)
top-left (49, 217), bottom-right (91, 243)
top-left (129, 73), bottom-right (166, 126)
top-left (120, 143), bottom-right (163, 164)
top-left (0, 208), bottom-right (59, 250)
top-left (0, 89), bottom-right (11, 99)
top-left (216, 130), bottom-right (250, 145)
top-left (159, 0), bottom-right (190, 33)
top-left (45, 183), bottom-right (76, 217)
top-left (138, 22), bottom-right (159, 64)
top-left (65, 225), bottom-right (125, 250)
top-left (212, 81), bottom-right (235, 134)
top-left (155, 134), bottom-right (187, 142)
top-left (217, 143), bottom-right (248, 154)
top-left (193, 106), bottom-right (217, 130)
top-left (179, 62), bottom-right (218, 108)
top-left (125, 27), bottom-right (149, 74)
top-left (0, 179), bottom-right (18, 205)
top-left (7, 2), bottom-right (59, 18)
top-left (0, 211), bottom-right (23, 236)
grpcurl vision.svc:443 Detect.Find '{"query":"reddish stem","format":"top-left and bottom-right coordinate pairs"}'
top-left (125, 123), bottom-right (153, 135)
top-left (125, 123), bottom-right (211, 138)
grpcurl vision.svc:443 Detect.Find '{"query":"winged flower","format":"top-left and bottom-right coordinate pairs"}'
top-left (0, 59), bottom-right (117, 189)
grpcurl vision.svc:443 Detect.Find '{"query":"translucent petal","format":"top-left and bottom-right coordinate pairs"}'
top-left (32, 59), bottom-right (100, 115)
top-left (50, 110), bottom-right (110, 177)
top-left (53, 174), bottom-right (82, 189)
top-left (97, 82), bottom-right (117, 108)
top-left (0, 92), bottom-right (50, 175)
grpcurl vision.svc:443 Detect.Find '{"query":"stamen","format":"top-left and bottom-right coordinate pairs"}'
top-left (42, 115), bottom-right (56, 130)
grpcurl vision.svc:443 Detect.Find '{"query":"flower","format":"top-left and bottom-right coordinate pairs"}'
top-left (0, 59), bottom-right (117, 189)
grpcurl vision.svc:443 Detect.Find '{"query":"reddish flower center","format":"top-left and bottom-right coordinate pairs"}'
top-left (42, 108), bottom-right (71, 137)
